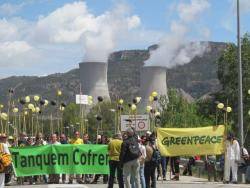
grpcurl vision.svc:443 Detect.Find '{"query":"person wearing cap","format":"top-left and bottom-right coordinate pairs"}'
top-left (120, 127), bottom-right (140, 188)
top-left (0, 133), bottom-right (10, 187)
top-left (107, 133), bottom-right (123, 188)
top-left (224, 133), bottom-right (240, 184)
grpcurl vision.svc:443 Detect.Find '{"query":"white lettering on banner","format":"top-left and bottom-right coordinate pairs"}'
top-left (76, 94), bottom-right (88, 104)
top-left (121, 115), bottom-right (149, 131)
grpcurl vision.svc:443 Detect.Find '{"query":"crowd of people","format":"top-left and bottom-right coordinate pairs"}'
top-left (0, 129), bottom-right (249, 187)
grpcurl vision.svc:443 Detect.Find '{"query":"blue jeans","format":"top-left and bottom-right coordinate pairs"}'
top-left (131, 165), bottom-right (145, 188)
top-left (161, 157), bottom-right (166, 177)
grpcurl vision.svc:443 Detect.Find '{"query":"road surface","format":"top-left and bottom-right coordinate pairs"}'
top-left (8, 175), bottom-right (249, 188)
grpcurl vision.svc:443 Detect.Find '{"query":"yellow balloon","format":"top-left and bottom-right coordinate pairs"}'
top-left (88, 96), bottom-right (93, 101)
top-left (34, 95), bottom-right (40, 101)
top-left (155, 111), bottom-right (160, 116)
top-left (217, 103), bottom-right (224, 109)
top-left (151, 91), bottom-right (158, 97)
top-left (13, 108), bottom-right (19, 113)
top-left (25, 96), bottom-right (30, 103)
top-left (88, 100), bottom-right (93, 105)
top-left (35, 107), bottom-right (40, 113)
top-left (146, 106), bottom-right (152, 113)
top-left (118, 99), bottom-right (124, 104)
top-left (60, 106), bottom-right (65, 111)
top-left (24, 111), bottom-right (28, 116)
top-left (248, 89), bottom-right (250, 95)
top-left (44, 100), bottom-right (49, 106)
top-left (131, 104), bottom-right (137, 111)
top-left (0, 104), bottom-right (4, 108)
top-left (28, 103), bottom-right (34, 110)
top-left (149, 96), bottom-right (154, 102)
top-left (57, 90), bottom-right (62, 96)
top-left (31, 107), bottom-right (36, 113)
top-left (226, 107), bottom-right (232, 113)
top-left (1, 113), bottom-right (8, 120)
top-left (136, 97), bottom-right (141, 103)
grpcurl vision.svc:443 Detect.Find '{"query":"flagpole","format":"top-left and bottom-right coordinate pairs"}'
top-left (237, 0), bottom-right (244, 146)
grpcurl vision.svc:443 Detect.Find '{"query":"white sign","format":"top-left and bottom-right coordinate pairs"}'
top-left (76, 94), bottom-right (88, 104)
top-left (121, 115), bottom-right (150, 132)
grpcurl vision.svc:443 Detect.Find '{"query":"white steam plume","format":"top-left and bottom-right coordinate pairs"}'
top-left (31, 2), bottom-right (140, 63)
top-left (82, 3), bottom-right (141, 62)
top-left (145, 0), bottom-right (210, 68)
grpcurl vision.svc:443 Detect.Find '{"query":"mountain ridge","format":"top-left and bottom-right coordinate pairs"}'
top-left (0, 41), bottom-right (227, 105)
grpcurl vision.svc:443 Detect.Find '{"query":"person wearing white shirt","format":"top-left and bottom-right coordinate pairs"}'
top-left (224, 134), bottom-right (240, 184)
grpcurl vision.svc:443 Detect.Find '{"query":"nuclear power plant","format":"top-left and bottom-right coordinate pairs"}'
top-left (79, 62), bottom-right (110, 103)
top-left (140, 66), bottom-right (168, 109)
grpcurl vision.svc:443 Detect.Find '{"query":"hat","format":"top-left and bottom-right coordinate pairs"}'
top-left (146, 131), bottom-right (152, 135)
top-left (8, 136), bottom-right (14, 140)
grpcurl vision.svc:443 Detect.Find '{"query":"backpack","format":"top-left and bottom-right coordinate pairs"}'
top-left (151, 148), bottom-right (161, 165)
top-left (127, 138), bottom-right (141, 159)
top-left (0, 143), bottom-right (12, 173)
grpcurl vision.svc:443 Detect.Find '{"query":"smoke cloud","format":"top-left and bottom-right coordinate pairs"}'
top-left (82, 3), bottom-right (141, 62)
top-left (145, 0), bottom-right (210, 68)
top-left (30, 2), bottom-right (140, 63)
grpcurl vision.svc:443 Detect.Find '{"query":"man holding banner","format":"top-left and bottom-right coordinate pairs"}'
top-left (48, 134), bottom-right (61, 184)
top-left (68, 131), bottom-right (84, 184)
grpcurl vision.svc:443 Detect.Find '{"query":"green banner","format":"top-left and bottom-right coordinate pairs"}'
top-left (10, 144), bottom-right (109, 177)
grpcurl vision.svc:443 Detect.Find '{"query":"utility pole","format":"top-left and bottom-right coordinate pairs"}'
top-left (237, 0), bottom-right (244, 146)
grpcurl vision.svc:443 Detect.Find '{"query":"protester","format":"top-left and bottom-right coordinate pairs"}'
top-left (183, 157), bottom-right (195, 176)
top-left (237, 146), bottom-right (250, 183)
top-left (120, 128), bottom-right (140, 188)
top-left (68, 131), bottom-right (84, 184)
top-left (92, 135), bottom-right (109, 184)
top-left (138, 136), bottom-right (146, 188)
top-left (5, 136), bottom-right (14, 186)
top-left (0, 134), bottom-right (11, 187)
top-left (60, 133), bottom-right (68, 183)
top-left (48, 134), bottom-right (61, 184)
top-left (107, 133), bottom-right (124, 188)
top-left (205, 155), bottom-right (217, 182)
top-left (18, 132), bottom-right (28, 147)
top-left (60, 133), bottom-right (68, 144)
top-left (224, 133), bottom-right (240, 184)
top-left (144, 135), bottom-right (160, 188)
top-left (33, 133), bottom-right (48, 183)
top-left (171, 157), bottom-right (180, 181)
top-left (26, 137), bottom-right (35, 185)
top-left (83, 133), bottom-right (91, 144)
top-left (34, 132), bottom-right (47, 146)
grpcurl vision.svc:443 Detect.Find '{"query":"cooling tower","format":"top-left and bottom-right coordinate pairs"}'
top-left (79, 62), bottom-right (110, 103)
top-left (140, 66), bottom-right (168, 110)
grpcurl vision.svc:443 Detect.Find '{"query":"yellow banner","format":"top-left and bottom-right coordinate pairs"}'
top-left (157, 125), bottom-right (225, 156)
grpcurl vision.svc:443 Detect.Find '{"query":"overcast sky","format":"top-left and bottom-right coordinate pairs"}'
top-left (0, 0), bottom-right (250, 78)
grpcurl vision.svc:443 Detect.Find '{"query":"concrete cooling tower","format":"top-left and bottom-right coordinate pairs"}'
top-left (79, 62), bottom-right (110, 103)
top-left (140, 66), bottom-right (168, 110)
